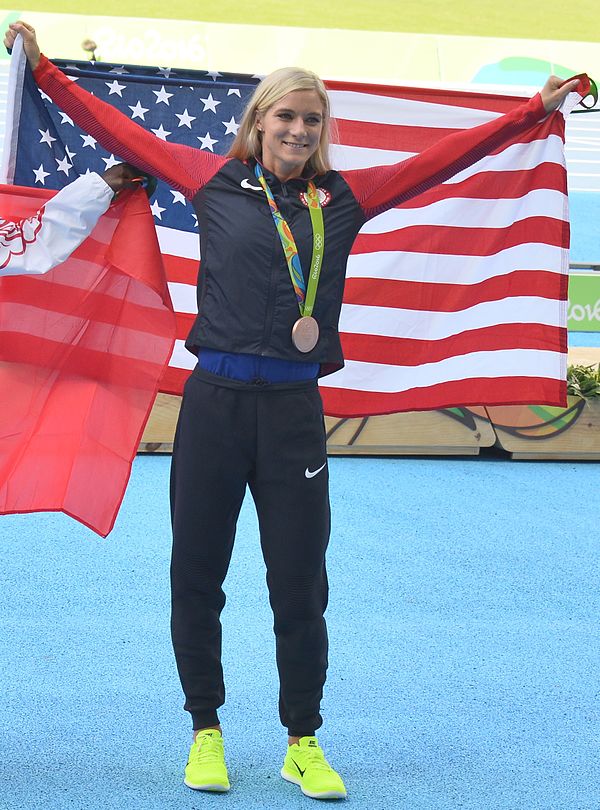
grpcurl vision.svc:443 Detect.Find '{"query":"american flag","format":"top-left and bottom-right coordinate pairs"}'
top-left (3, 54), bottom-right (586, 416)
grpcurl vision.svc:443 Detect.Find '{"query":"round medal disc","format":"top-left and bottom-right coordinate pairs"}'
top-left (292, 316), bottom-right (319, 353)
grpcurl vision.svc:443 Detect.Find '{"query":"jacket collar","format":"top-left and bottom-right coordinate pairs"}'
top-left (248, 157), bottom-right (318, 186)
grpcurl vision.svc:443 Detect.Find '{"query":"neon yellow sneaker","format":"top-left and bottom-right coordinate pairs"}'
top-left (281, 736), bottom-right (347, 800)
top-left (184, 729), bottom-right (230, 792)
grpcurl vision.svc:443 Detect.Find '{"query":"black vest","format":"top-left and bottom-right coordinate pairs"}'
top-left (185, 158), bottom-right (366, 376)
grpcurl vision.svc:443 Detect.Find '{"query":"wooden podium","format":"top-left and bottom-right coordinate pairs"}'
top-left (139, 347), bottom-right (600, 459)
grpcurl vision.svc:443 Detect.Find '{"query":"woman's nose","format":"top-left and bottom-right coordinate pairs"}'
top-left (289, 117), bottom-right (307, 136)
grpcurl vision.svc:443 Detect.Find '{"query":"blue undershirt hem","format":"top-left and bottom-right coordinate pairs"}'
top-left (198, 348), bottom-right (319, 384)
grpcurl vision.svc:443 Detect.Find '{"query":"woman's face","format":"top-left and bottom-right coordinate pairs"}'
top-left (256, 89), bottom-right (324, 181)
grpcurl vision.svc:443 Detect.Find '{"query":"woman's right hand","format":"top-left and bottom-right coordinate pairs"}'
top-left (4, 21), bottom-right (41, 70)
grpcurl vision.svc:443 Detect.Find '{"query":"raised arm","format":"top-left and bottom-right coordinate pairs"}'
top-left (340, 76), bottom-right (584, 221)
top-left (0, 172), bottom-right (112, 276)
top-left (4, 22), bottom-right (227, 199)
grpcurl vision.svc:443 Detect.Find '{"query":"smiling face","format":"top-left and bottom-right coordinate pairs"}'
top-left (256, 89), bottom-right (324, 182)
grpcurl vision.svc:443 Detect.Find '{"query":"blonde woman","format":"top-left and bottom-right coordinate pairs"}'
top-left (4, 20), bottom-right (580, 801)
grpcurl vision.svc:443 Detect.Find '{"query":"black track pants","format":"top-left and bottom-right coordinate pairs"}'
top-left (170, 368), bottom-right (330, 737)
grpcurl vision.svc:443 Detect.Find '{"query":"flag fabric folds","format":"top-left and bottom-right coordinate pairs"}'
top-left (0, 183), bottom-right (176, 535)
top-left (3, 56), bottom-right (585, 420)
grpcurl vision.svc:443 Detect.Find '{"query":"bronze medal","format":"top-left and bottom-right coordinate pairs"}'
top-left (292, 316), bottom-right (319, 353)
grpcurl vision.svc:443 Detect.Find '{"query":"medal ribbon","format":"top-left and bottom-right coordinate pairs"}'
top-left (254, 163), bottom-right (324, 318)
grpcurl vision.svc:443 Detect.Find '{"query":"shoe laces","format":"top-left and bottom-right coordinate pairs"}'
top-left (301, 745), bottom-right (333, 773)
top-left (191, 733), bottom-right (223, 764)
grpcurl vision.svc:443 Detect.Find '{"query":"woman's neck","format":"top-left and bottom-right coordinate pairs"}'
top-left (260, 156), bottom-right (306, 183)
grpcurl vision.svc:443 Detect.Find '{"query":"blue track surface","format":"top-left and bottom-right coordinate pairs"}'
top-left (1, 455), bottom-right (598, 810)
top-left (570, 193), bottom-right (600, 264)
top-left (569, 331), bottom-right (600, 346)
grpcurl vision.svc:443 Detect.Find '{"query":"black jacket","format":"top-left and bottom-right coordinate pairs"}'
top-left (187, 158), bottom-right (365, 375)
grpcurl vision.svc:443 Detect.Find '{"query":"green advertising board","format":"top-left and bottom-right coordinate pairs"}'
top-left (568, 273), bottom-right (600, 332)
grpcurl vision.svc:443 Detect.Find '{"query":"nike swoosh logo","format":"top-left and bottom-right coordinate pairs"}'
top-left (241, 178), bottom-right (262, 191)
top-left (305, 462), bottom-right (326, 479)
top-left (292, 759), bottom-right (306, 777)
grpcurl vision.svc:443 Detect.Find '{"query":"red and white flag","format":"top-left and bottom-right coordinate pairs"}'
top-left (321, 81), bottom-right (581, 415)
top-left (0, 185), bottom-right (176, 535)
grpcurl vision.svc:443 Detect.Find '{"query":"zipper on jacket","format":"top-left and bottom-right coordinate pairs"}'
top-left (259, 234), bottom-right (281, 354)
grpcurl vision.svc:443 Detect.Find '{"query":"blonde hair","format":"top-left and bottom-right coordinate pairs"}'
top-left (228, 67), bottom-right (333, 176)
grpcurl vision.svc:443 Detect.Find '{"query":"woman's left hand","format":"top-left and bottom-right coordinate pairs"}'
top-left (540, 75), bottom-right (582, 113)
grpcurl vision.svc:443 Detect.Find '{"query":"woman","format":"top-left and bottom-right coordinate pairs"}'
top-left (4, 20), bottom-right (581, 802)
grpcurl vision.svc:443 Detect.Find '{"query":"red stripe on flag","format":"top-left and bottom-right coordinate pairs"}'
top-left (163, 252), bottom-right (199, 284)
top-left (320, 376), bottom-right (567, 418)
top-left (343, 270), bottom-right (565, 311)
top-left (334, 115), bottom-right (557, 157)
top-left (160, 365), bottom-right (192, 395)
top-left (352, 216), bottom-right (570, 256)
top-left (175, 312), bottom-right (196, 341)
top-left (335, 119), bottom-right (460, 151)
top-left (325, 80), bottom-right (527, 112)
top-left (1, 275), bottom-right (175, 335)
top-left (396, 164), bottom-right (567, 207)
top-left (340, 323), bottom-right (567, 367)
top-left (1, 332), bottom-right (167, 388)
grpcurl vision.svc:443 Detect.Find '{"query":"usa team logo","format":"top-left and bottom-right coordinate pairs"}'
top-left (299, 188), bottom-right (332, 207)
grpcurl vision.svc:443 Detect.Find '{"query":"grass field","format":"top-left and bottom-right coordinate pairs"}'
top-left (17, 0), bottom-right (600, 42)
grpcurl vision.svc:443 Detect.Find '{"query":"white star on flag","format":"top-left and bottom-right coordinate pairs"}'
top-left (170, 190), bottom-right (187, 205)
top-left (151, 124), bottom-right (171, 141)
top-left (101, 154), bottom-right (120, 170)
top-left (59, 112), bottom-right (74, 126)
top-left (175, 109), bottom-right (196, 128)
top-left (150, 200), bottom-right (166, 219)
top-left (38, 89), bottom-right (52, 103)
top-left (157, 67), bottom-right (174, 78)
top-left (222, 115), bottom-right (239, 135)
top-left (153, 86), bottom-right (174, 105)
top-left (200, 93), bottom-right (220, 113)
top-left (197, 132), bottom-right (218, 151)
top-left (39, 129), bottom-right (56, 147)
top-left (33, 164), bottom-right (50, 185)
top-left (206, 71), bottom-right (222, 81)
top-left (129, 100), bottom-right (149, 121)
top-left (55, 156), bottom-right (73, 176)
top-left (109, 66), bottom-right (128, 74)
top-left (80, 134), bottom-right (97, 149)
top-left (227, 89), bottom-right (241, 97)
top-left (106, 80), bottom-right (126, 97)
top-left (65, 146), bottom-right (76, 160)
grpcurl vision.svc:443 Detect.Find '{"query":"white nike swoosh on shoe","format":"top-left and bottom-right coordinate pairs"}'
top-left (240, 178), bottom-right (262, 191)
top-left (305, 462), bottom-right (326, 479)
